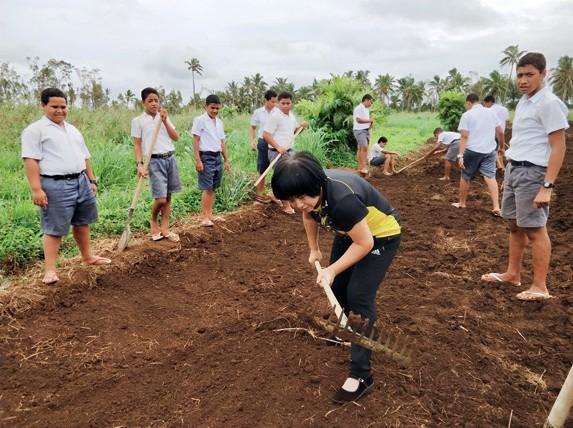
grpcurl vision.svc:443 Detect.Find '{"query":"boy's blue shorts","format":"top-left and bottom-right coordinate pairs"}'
top-left (257, 138), bottom-right (270, 174)
top-left (461, 149), bottom-right (496, 181)
top-left (40, 173), bottom-right (98, 237)
top-left (198, 152), bottom-right (223, 191)
top-left (148, 156), bottom-right (182, 199)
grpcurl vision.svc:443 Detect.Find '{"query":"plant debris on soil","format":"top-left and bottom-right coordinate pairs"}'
top-left (1, 129), bottom-right (572, 427)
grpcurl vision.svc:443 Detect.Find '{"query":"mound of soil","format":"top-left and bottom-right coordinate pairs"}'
top-left (1, 130), bottom-right (572, 427)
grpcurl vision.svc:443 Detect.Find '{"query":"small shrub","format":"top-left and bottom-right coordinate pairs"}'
top-left (437, 91), bottom-right (465, 131)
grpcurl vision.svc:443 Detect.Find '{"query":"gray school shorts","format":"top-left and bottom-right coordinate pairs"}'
top-left (444, 141), bottom-right (460, 162)
top-left (148, 155), bottom-right (182, 199)
top-left (353, 129), bottom-right (370, 147)
top-left (461, 149), bottom-right (496, 181)
top-left (501, 163), bottom-right (549, 228)
top-left (369, 156), bottom-right (386, 166)
top-left (40, 173), bottom-right (98, 237)
top-left (268, 148), bottom-right (293, 166)
top-left (198, 151), bottom-right (223, 191)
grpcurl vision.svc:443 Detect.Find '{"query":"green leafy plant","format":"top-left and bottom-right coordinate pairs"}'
top-left (437, 91), bottom-right (465, 131)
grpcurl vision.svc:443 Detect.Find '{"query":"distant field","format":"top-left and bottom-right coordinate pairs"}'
top-left (0, 106), bottom-right (436, 273)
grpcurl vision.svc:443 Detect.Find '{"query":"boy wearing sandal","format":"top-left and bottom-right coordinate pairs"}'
top-left (22, 88), bottom-right (111, 285)
top-left (132, 87), bottom-right (181, 242)
top-left (481, 53), bottom-right (568, 301)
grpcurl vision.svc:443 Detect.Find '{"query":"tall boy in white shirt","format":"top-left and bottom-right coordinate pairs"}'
top-left (481, 53), bottom-right (568, 301)
top-left (21, 88), bottom-right (111, 285)
top-left (192, 95), bottom-right (230, 227)
top-left (353, 94), bottom-right (374, 175)
top-left (132, 87), bottom-right (181, 242)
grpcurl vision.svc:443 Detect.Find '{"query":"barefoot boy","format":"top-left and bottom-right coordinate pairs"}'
top-left (481, 53), bottom-right (568, 301)
top-left (131, 87), bottom-right (181, 242)
top-left (250, 90), bottom-right (277, 204)
top-left (368, 136), bottom-right (400, 175)
top-left (424, 127), bottom-right (461, 180)
top-left (263, 91), bottom-right (306, 214)
top-left (192, 95), bottom-right (230, 227)
top-left (22, 88), bottom-right (111, 285)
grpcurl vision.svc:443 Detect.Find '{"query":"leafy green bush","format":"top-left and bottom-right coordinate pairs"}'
top-left (437, 91), bottom-right (465, 131)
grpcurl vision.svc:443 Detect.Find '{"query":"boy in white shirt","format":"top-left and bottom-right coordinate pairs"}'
top-left (353, 94), bottom-right (375, 175)
top-left (368, 137), bottom-right (400, 175)
top-left (263, 92), bottom-right (306, 214)
top-left (131, 87), bottom-right (181, 242)
top-left (191, 95), bottom-right (230, 227)
top-left (484, 95), bottom-right (510, 170)
top-left (481, 53), bottom-right (568, 301)
top-left (21, 88), bottom-right (111, 285)
top-left (424, 127), bottom-right (462, 180)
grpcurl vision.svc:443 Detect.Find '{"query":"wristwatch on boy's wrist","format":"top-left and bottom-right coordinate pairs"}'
top-left (456, 154), bottom-right (463, 159)
top-left (543, 181), bottom-right (555, 189)
top-left (90, 178), bottom-right (98, 185)
top-left (137, 160), bottom-right (144, 166)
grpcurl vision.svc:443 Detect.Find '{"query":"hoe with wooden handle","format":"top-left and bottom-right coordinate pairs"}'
top-left (314, 261), bottom-right (413, 365)
top-left (117, 119), bottom-right (163, 251)
top-left (394, 148), bottom-right (446, 174)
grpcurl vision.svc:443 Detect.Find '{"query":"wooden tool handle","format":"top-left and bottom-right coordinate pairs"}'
top-left (314, 261), bottom-right (348, 327)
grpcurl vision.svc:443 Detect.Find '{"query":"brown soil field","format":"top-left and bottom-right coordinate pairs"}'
top-left (1, 130), bottom-right (572, 427)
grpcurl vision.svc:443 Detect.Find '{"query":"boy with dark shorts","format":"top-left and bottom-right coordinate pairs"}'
top-left (132, 87), bottom-right (181, 242)
top-left (21, 88), bottom-right (111, 285)
top-left (453, 94), bottom-right (505, 215)
top-left (368, 136), bottom-right (400, 175)
top-left (481, 53), bottom-right (568, 301)
top-left (250, 90), bottom-right (277, 204)
top-left (424, 127), bottom-right (462, 180)
top-left (192, 95), bottom-right (230, 227)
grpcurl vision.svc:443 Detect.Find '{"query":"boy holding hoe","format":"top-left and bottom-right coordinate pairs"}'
top-left (424, 127), bottom-right (462, 181)
top-left (131, 87), bottom-right (181, 242)
top-left (192, 94), bottom-right (230, 227)
top-left (22, 88), bottom-right (111, 285)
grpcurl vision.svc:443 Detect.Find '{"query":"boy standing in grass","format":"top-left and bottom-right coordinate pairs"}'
top-left (368, 136), bottom-right (400, 175)
top-left (424, 127), bottom-right (462, 180)
top-left (250, 90), bottom-right (277, 204)
top-left (481, 53), bottom-right (568, 301)
top-left (131, 87), bottom-right (181, 242)
top-left (353, 94), bottom-right (374, 175)
top-left (263, 91), bottom-right (306, 214)
top-left (21, 88), bottom-right (111, 285)
top-left (192, 94), bottom-right (230, 227)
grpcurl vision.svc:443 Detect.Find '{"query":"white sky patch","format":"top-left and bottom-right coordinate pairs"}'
top-left (1, 0), bottom-right (571, 102)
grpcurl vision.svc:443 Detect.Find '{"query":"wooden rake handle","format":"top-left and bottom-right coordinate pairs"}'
top-left (314, 261), bottom-right (348, 327)
top-left (253, 126), bottom-right (305, 187)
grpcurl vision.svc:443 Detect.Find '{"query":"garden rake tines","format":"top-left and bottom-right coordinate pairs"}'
top-left (314, 261), bottom-right (413, 365)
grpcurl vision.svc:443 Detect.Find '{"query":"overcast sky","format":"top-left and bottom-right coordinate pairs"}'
top-left (2, 0), bottom-right (572, 101)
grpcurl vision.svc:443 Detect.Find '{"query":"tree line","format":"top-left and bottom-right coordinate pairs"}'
top-left (1, 46), bottom-right (571, 111)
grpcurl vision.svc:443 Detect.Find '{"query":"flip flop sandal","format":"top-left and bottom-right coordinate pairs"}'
top-left (42, 271), bottom-right (60, 285)
top-left (151, 233), bottom-right (164, 241)
top-left (85, 256), bottom-right (112, 266)
top-left (163, 232), bottom-right (180, 242)
top-left (481, 272), bottom-right (521, 287)
top-left (516, 290), bottom-right (553, 301)
top-left (201, 219), bottom-right (214, 227)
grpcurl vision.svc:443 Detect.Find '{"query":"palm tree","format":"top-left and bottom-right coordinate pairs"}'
top-left (500, 45), bottom-right (526, 103)
top-left (374, 73), bottom-right (395, 106)
top-left (482, 71), bottom-right (507, 99)
top-left (444, 68), bottom-right (470, 93)
top-left (550, 55), bottom-right (573, 105)
top-left (427, 75), bottom-right (446, 106)
top-left (184, 58), bottom-right (203, 101)
top-left (354, 70), bottom-right (371, 88)
top-left (124, 89), bottom-right (135, 109)
top-left (271, 77), bottom-right (295, 95)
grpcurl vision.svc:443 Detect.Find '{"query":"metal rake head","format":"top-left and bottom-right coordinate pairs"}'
top-left (315, 309), bottom-right (413, 366)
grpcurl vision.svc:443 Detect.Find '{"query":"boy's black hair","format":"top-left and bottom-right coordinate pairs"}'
top-left (278, 92), bottom-right (292, 101)
top-left (484, 95), bottom-right (495, 103)
top-left (264, 90), bottom-right (278, 100)
top-left (433, 127), bottom-right (443, 135)
top-left (377, 136), bottom-right (388, 144)
top-left (205, 94), bottom-right (221, 105)
top-left (271, 151), bottom-right (327, 200)
top-left (41, 88), bottom-right (67, 105)
top-left (362, 94), bottom-right (373, 102)
top-left (517, 52), bottom-right (546, 73)
top-left (466, 93), bottom-right (479, 103)
top-left (141, 87), bottom-right (159, 101)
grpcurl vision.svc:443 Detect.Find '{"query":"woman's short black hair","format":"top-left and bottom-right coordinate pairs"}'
top-left (271, 151), bottom-right (327, 200)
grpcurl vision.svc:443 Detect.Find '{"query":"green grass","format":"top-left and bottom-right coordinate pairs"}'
top-left (0, 106), bottom-right (433, 272)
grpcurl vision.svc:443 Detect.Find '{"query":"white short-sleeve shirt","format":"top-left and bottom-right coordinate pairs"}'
top-left (131, 112), bottom-right (176, 155)
top-left (250, 106), bottom-right (277, 139)
top-left (263, 110), bottom-right (298, 149)
top-left (458, 104), bottom-right (501, 153)
top-left (21, 116), bottom-right (90, 175)
top-left (353, 103), bottom-right (370, 130)
top-left (488, 103), bottom-right (510, 132)
top-left (191, 112), bottom-right (225, 152)
top-left (368, 144), bottom-right (384, 161)
top-left (505, 87), bottom-right (569, 167)
top-left (437, 131), bottom-right (461, 145)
